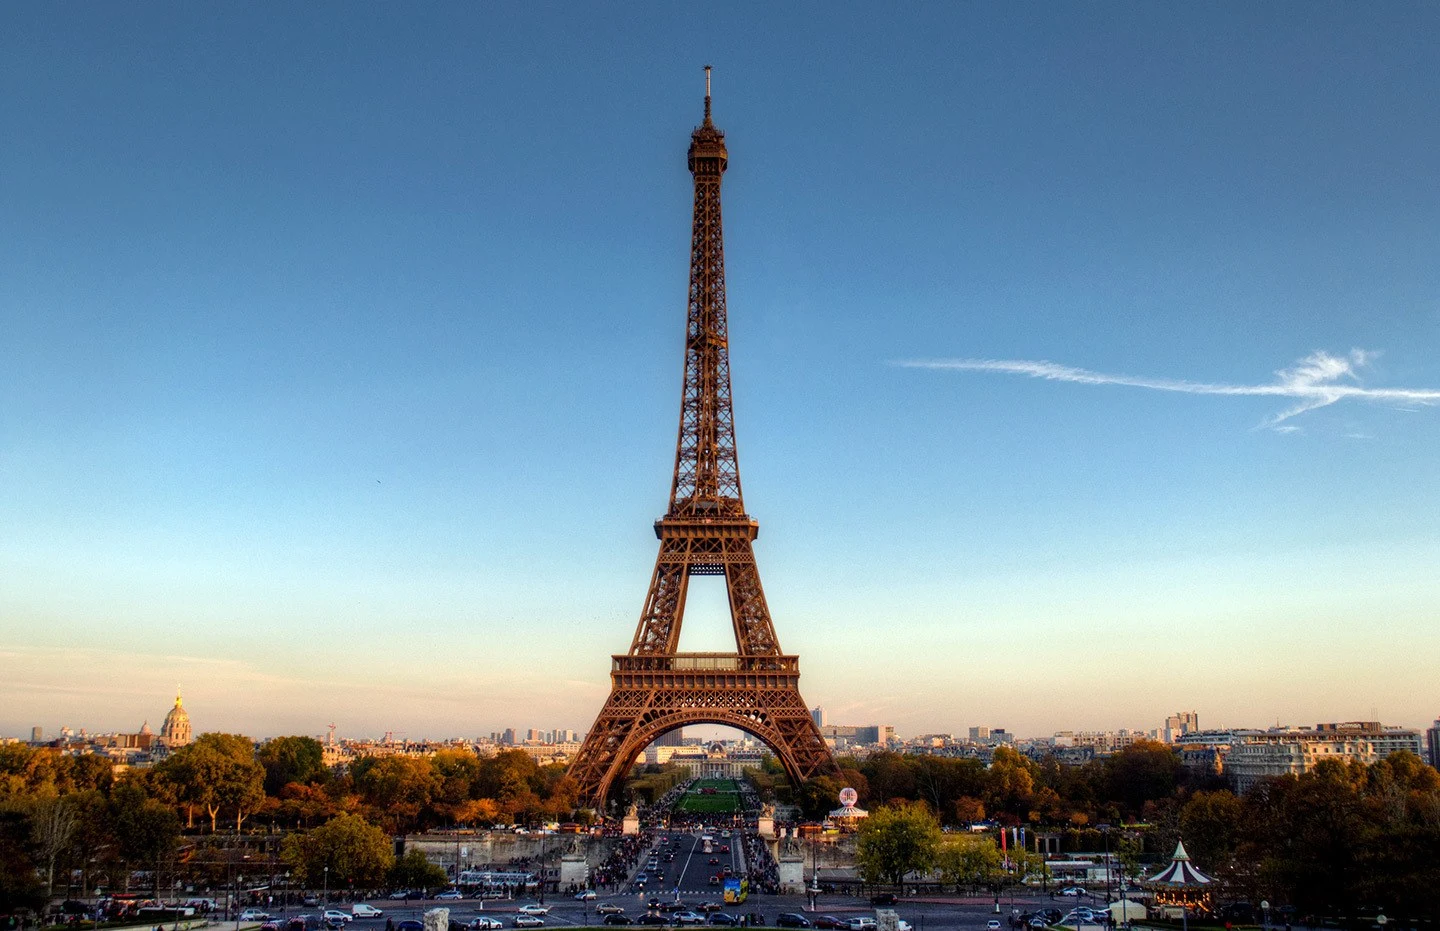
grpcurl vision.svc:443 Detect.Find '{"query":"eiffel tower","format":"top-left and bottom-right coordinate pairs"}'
top-left (568, 69), bottom-right (836, 806)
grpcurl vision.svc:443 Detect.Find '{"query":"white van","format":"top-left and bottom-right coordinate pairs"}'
top-left (352, 905), bottom-right (384, 919)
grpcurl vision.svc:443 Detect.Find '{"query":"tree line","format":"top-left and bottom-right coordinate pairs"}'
top-left (0, 734), bottom-right (587, 917)
top-left (761, 742), bottom-right (1440, 920)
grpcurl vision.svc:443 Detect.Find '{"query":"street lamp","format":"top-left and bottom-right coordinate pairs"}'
top-left (323, 867), bottom-right (329, 909)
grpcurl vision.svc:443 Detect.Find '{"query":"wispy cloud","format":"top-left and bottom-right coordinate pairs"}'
top-left (896, 349), bottom-right (1440, 429)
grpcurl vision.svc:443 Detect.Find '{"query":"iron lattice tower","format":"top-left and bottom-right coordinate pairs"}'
top-left (568, 69), bottom-right (836, 806)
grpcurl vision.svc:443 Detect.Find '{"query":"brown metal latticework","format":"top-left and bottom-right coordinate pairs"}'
top-left (568, 70), bottom-right (836, 806)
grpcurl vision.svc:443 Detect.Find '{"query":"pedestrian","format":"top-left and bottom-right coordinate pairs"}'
top-left (386, 920), bottom-right (394, 931)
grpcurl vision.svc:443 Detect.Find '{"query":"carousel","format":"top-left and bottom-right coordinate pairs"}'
top-left (1145, 840), bottom-right (1216, 917)
top-left (824, 787), bottom-right (869, 833)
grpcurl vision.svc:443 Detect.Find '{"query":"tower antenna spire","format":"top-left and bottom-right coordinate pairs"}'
top-left (703, 64), bottom-right (712, 123)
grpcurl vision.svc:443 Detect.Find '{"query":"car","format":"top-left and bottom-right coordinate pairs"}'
top-left (598, 906), bottom-right (626, 916)
top-left (698, 904), bottom-right (723, 914)
top-left (674, 913), bottom-right (706, 926)
top-left (648, 901), bottom-right (664, 911)
top-left (261, 923), bottom-right (282, 931)
top-left (719, 846), bottom-right (730, 854)
top-left (397, 923), bottom-right (423, 931)
top-left (708, 916), bottom-right (738, 927)
top-left (514, 919), bottom-right (545, 929)
top-left (636, 917), bottom-right (670, 926)
top-left (575, 891), bottom-right (597, 901)
top-left (869, 894), bottom-right (899, 907)
top-left (1028, 920), bottom-right (1049, 929)
top-left (845, 920), bottom-right (876, 931)
top-left (636, 874), bottom-right (650, 885)
top-left (604, 918), bottom-right (634, 927)
top-left (708, 858), bottom-right (720, 866)
top-left (776, 916), bottom-right (812, 929)
top-left (1061, 888), bottom-right (1085, 897)
top-left (897, 923), bottom-right (912, 931)
top-left (242, 911), bottom-right (272, 922)
top-left (352, 906), bottom-right (384, 919)
top-left (814, 919), bottom-right (845, 930)
top-left (437, 891), bottom-right (464, 901)
top-left (388, 893), bottom-right (412, 901)
top-left (469, 921), bottom-right (504, 931)
top-left (517, 906), bottom-right (550, 917)
top-left (304, 898), bottom-right (321, 908)
top-left (323, 912), bottom-right (353, 924)
top-left (708, 877), bottom-right (719, 886)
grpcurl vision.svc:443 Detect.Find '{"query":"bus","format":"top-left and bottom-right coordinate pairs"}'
top-left (701, 835), bottom-right (714, 854)
top-left (722, 878), bottom-right (748, 905)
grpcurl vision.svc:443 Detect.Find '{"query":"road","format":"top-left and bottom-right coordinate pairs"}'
top-left (312, 891), bottom-right (1098, 931)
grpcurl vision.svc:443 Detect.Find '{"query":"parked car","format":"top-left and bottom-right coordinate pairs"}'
top-left (324, 919), bottom-right (346, 930)
top-left (514, 918), bottom-right (545, 929)
top-left (988, 922), bottom-right (1003, 930)
top-left (323, 911), bottom-right (352, 924)
top-left (673, 913), bottom-right (706, 926)
top-left (396, 921), bottom-right (423, 931)
top-left (869, 894), bottom-right (898, 907)
top-left (352, 905), bottom-right (384, 919)
top-left (707, 916), bottom-right (738, 927)
top-left (1028, 920), bottom-right (1049, 929)
top-left (437, 890), bottom-right (464, 901)
top-left (303, 898), bottom-right (321, 908)
top-left (603, 918), bottom-right (634, 927)
top-left (814, 918), bottom-right (845, 930)
top-left (598, 906), bottom-right (626, 916)
top-left (517, 906), bottom-right (550, 917)
top-left (1061, 888), bottom-right (1085, 897)
top-left (845, 919), bottom-right (876, 931)
top-left (776, 916), bottom-right (812, 929)
top-left (575, 892), bottom-right (597, 902)
top-left (636, 916), bottom-right (670, 926)
top-left (388, 892), bottom-right (412, 901)
top-left (469, 920), bottom-right (503, 930)
top-left (242, 911), bottom-right (272, 922)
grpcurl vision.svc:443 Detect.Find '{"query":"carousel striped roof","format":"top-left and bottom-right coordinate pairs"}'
top-left (1146, 841), bottom-right (1214, 886)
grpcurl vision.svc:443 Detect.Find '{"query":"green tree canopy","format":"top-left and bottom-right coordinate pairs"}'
top-left (282, 813), bottom-right (394, 888)
top-left (259, 736), bottom-right (326, 795)
top-left (388, 848), bottom-right (448, 891)
top-left (855, 801), bottom-right (942, 887)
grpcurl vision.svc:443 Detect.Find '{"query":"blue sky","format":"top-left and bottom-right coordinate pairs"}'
top-left (3, 4), bottom-right (1438, 740)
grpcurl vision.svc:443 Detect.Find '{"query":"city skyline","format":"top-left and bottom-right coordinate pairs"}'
top-left (4, 6), bottom-right (1439, 739)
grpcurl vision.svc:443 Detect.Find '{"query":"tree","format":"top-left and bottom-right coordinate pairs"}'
top-left (281, 813), bottom-right (394, 888)
top-left (855, 801), bottom-right (942, 888)
top-left (1179, 790), bottom-right (1244, 874)
top-left (109, 784), bottom-right (179, 891)
top-left (388, 848), bottom-right (448, 891)
top-left (352, 756), bottom-right (436, 831)
top-left (1103, 742), bottom-right (1182, 817)
top-left (0, 807), bottom-right (47, 915)
top-left (936, 835), bottom-right (1003, 890)
top-left (29, 795), bottom-right (77, 895)
top-left (157, 732), bottom-right (264, 831)
top-left (258, 737), bottom-right (326, 795)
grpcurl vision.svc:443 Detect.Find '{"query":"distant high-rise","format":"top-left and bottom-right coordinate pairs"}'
top-left (1426, 718), bottom-right (1440, 767)
top-left (30, 726), bottom-right (42, 743)
top-left (1164, 711), bottom-right (1199, 743)
top-left (502, 728), bottom-right (517, 746)
top-left (655, 728), bottom-right (685, 747)
top-left (811, 707), bottom-right (826, 728)
top-left (969, 726), bottom-right (991, 742)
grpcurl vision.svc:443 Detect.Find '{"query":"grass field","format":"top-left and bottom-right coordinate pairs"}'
top-left (674, 778), bottom-right (742, 813)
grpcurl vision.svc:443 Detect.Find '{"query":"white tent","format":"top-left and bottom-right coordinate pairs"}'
top-left (1109, 901), bottom-right (1146, 923)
